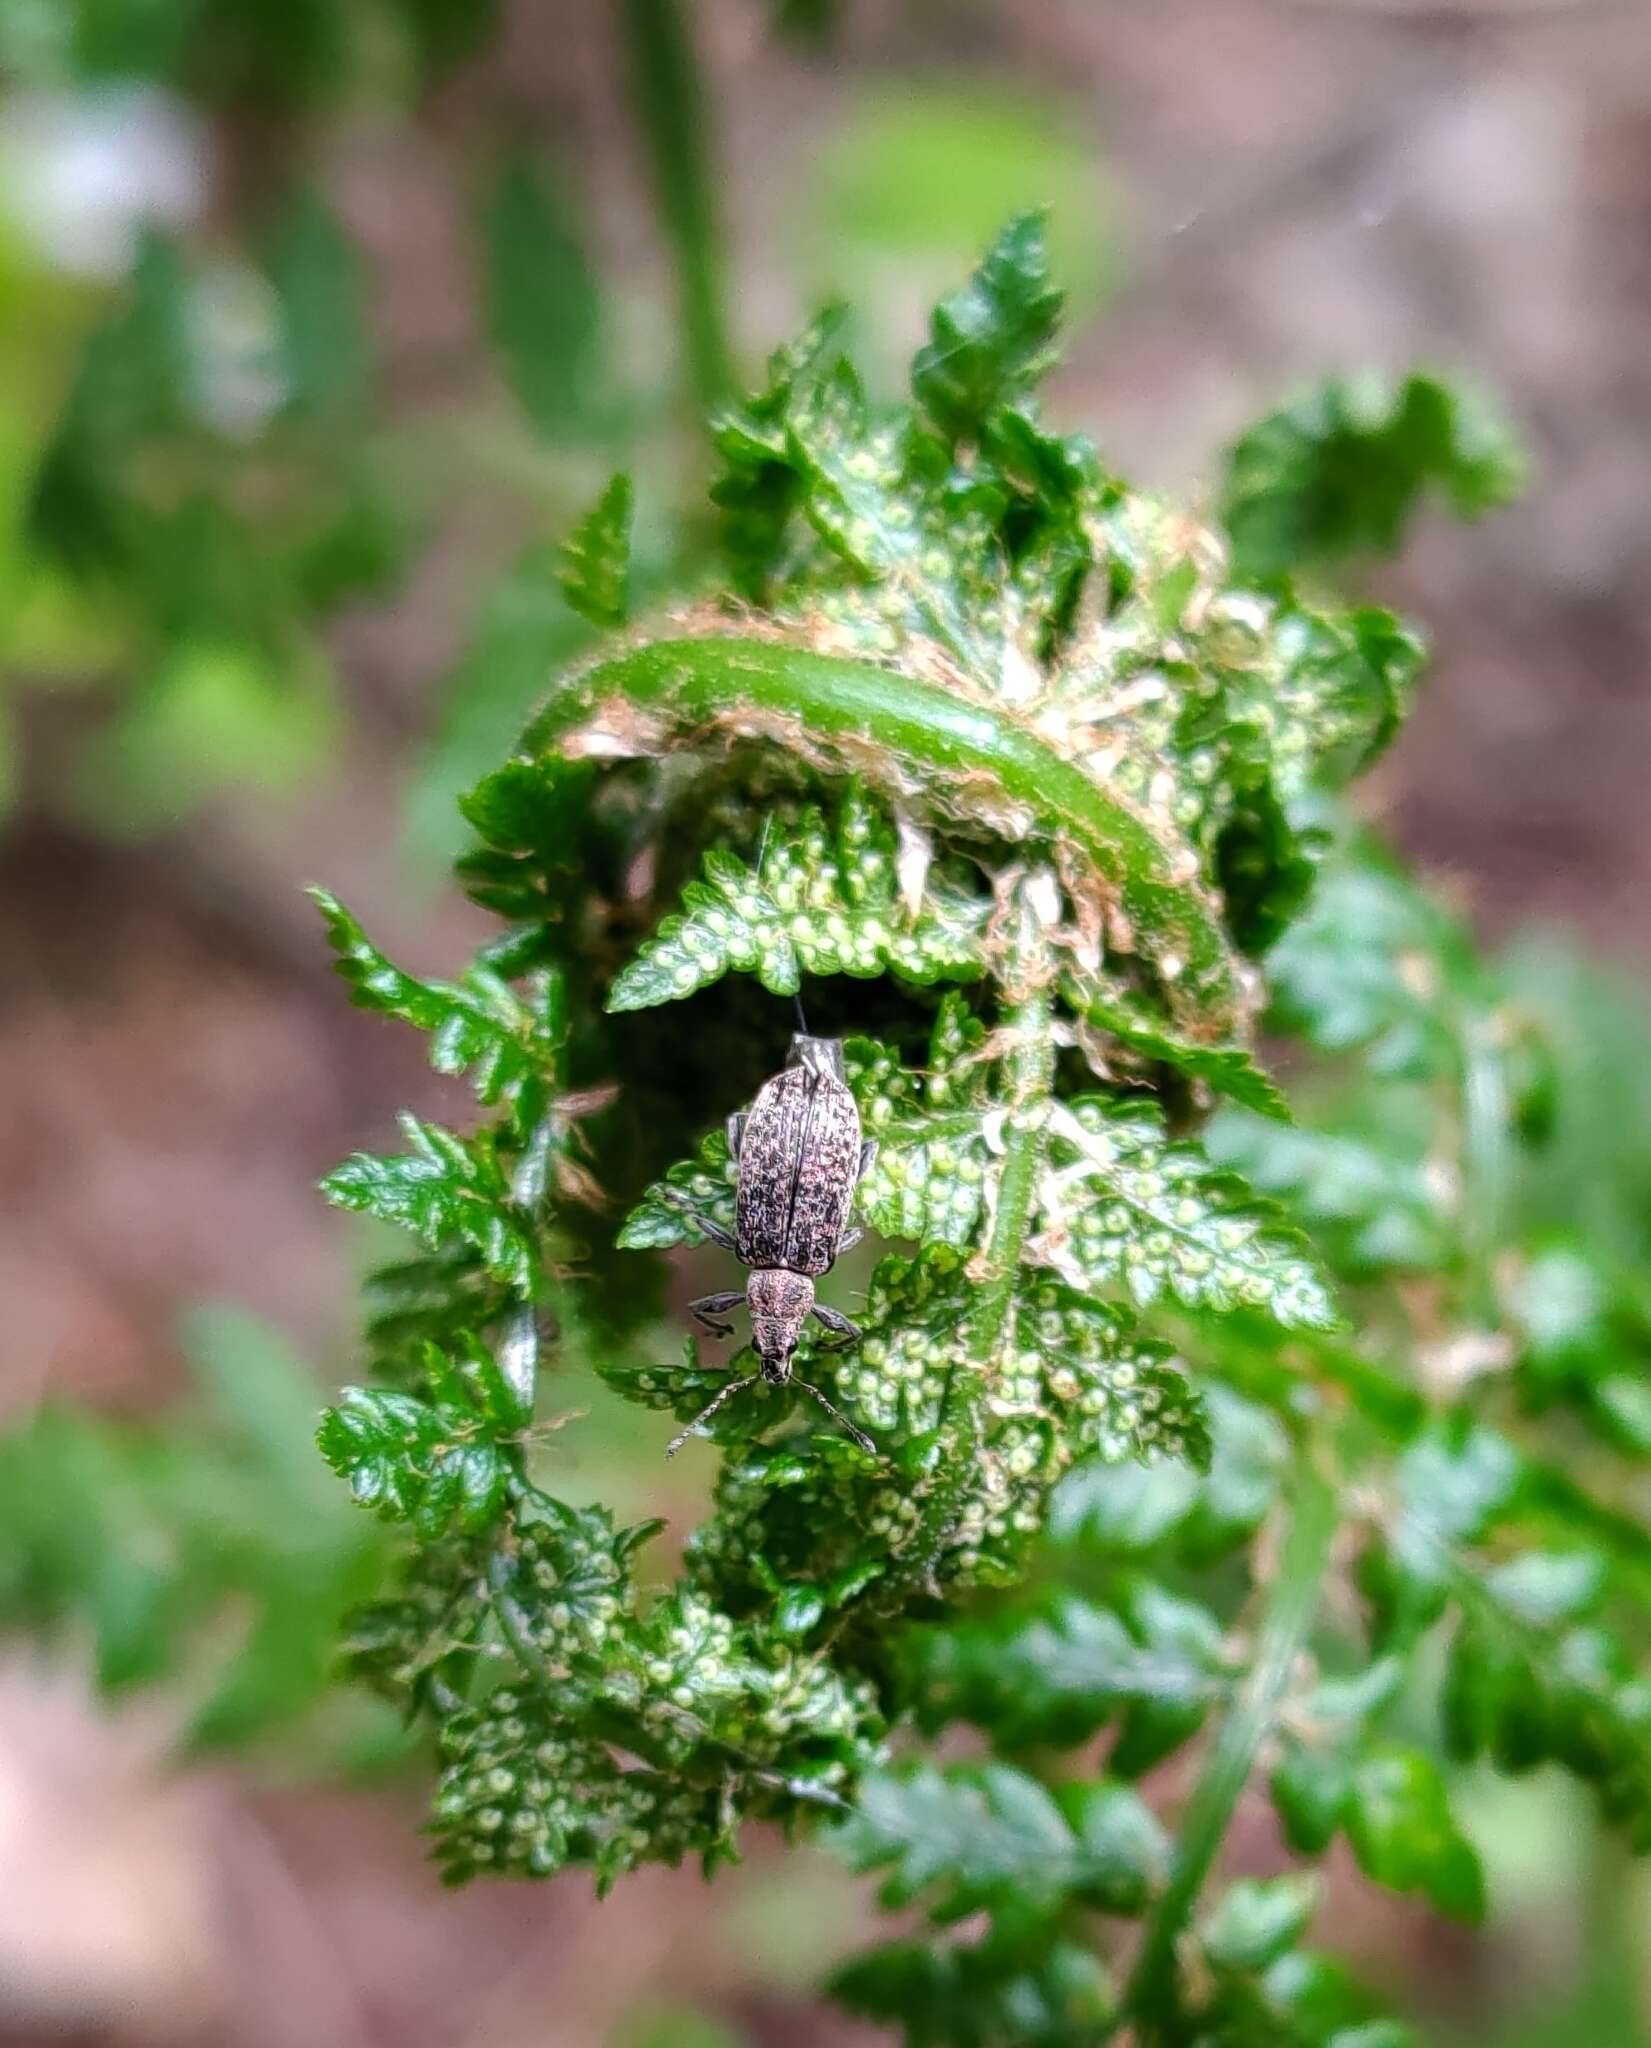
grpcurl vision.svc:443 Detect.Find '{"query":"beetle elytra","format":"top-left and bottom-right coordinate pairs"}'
top-left (664, 1033), bottom-right (877, 1456)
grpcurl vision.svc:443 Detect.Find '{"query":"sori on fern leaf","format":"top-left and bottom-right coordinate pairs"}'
top-left (309, 214), bottom-right (1638, 2048)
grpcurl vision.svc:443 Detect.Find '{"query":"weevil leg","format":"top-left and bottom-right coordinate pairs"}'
top-left (811, 1302), bottom-right (862, 1346)
top-left (663, 1193), bottom-right (739, 1254)
top-left (726, 1111), bottom-right (748, 1162)
top-left (686, 1211), bottom-right (739, 1254)
top-left (856, 1138), bottom-right (878, 1185)
top-left (834, 1226), bottom-right (864, 1256)
top-left (689, 1290), bottom-right (745, 1338)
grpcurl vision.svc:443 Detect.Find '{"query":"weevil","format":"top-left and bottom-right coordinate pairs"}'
top-left (665, 1033), bottom-right (878, 1456)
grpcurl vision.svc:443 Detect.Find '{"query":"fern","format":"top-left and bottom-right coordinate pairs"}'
top-left (305, 218), bottom-right (1651, 2046)
top-left (606, 782), bottom-right (988, 1009)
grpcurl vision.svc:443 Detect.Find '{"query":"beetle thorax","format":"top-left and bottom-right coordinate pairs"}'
top-left (747, 1268), bottom-right (815, 1381)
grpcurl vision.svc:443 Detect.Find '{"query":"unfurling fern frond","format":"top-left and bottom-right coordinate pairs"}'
top-left (307, 217), bottom-right (1614, 2048)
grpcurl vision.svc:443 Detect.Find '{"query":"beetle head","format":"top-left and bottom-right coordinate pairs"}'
top-left (747, 1269), bottom-right (814, 1383)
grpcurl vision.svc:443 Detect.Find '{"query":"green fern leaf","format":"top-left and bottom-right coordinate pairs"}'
top-left (994, 1282), bottom-right (1211, 1472)
top-left (606, 785), bottom-right (986, 1012)
top-left (907, 1587), bottom-right (1228, 1756)
top-left (1262, 825), bottom-right (1471, 1078)
top-left (1195, 1876), bottom-right (1413, 2046)
top-left (1222, 370), bottom-right (1526, 580)
top-left (1205, 1096), bottom-right (1450, 1275)
top-left (1032, 1097), bottom-right (1338, 1327)
top-left (454, 756), bottom-right (597, 933)
top-left (616, 1127), bottom-right (736, 1253)
top-left (1049, 1383), bottom-right (1288, 1567)
top-left (1340, 1744), bottom-right (1485, 1923)
top-left (912, 211), bottom-right (1064, 442)
top-left (322, 1115), bottom-right (537, 1294)
top-left (836, 1761), bottom-right (1089, 1917)
top-left (317, 1385), bottom-right (513, 1538)
top-left (709, 305), bottom-right (850, 599)
top-left (559, 471), bottom-right (633, 627)
top-left (488, 1497), bottom-right (657, 1672)
top-left (316, 1334), bottom-right (531, 1539)
top-left (1067, 976), bottom-right (1291, 1121)
top-left (339, 1539), bottom-right (489, 1712)
top-left (846, 998), bottom-right (996, 1248)
top-left (1201, 1873), bottom-right (1322, 1972)
top-left (1442, 1582), bottom-right (1651, 1850)
top-left (432, 1691), bottom-right (721, 1886)
top-left (312, 888), bottom-right (558, 1108)
top-left (830, 1927), bottom-right (1114, 2048)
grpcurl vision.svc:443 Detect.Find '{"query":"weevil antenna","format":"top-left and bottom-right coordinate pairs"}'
top-left (665, 1374), bottom-right (759, 1458)
top-left (793, 987), bottom-right (810, 1038)
top-left (795, 1378), bottom-right (875, 1455)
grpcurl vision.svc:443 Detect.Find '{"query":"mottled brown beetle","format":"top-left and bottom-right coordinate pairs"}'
top-left (665, 1033), bottom-right (877, 1456)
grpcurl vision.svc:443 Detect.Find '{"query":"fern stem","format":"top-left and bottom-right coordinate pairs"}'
top-left (896, 898), bottom-right (1056, 1590)
top-left (1458, 1007), bottom-right (1513, 1326)
top-left (969, 995), bottom-right (1056, 1360)
top-left (620, 0), bottom-right (734, 411)
top-left (1124, 1454), bottom-right (1336, 2040)
top-left (485, 1548), bottom-right (558, 1686)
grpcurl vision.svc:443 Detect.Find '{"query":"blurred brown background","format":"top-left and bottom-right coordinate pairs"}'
top-left (2, 2), bottom-right (1649, 2043)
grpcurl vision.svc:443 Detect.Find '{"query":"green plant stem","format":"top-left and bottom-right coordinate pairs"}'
top-left (486, 1547), bottom-right (557, 1684)
top-left (899, 935), bottom-right (1055, 1591)
top-left (1124, 1455), bottom-right (1337, 2042)
top-left (968, 974), bottom-right (1056, 1367)
top-left (1458, 1007), bottom-right (1513, 1326)
top-left (524, 634), bottom-right (1241, 1034)
top-left (621, 0), bottom-right (734, 411)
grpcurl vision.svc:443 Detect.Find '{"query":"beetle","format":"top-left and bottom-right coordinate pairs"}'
top-left (664, 1033), bottom-right (878, 1456)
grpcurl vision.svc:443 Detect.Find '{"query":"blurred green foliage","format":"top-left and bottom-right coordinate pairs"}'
top-left (0, 10), bottom-right (630, 845)
top-left (14, 207), bottom-right (404, 834)
top-left (803, 81), bottom-right (1112, 304)
top-left (3, 7), bottom-right (1651, 2047)
top-left (0, 0), bottom-right (498, 104)
top-left (0, 9), bottom-right (1128, 850)
top-left (0, 1307), bottom-right (395, 1761)
top-left (1222, 371), bottom-right (1527, 581)
top-left (482, 150), bottom-right (611, 443)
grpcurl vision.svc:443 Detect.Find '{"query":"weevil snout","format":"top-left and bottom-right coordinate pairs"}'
top-left (748, 1268), bottom-right (814, 1379)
